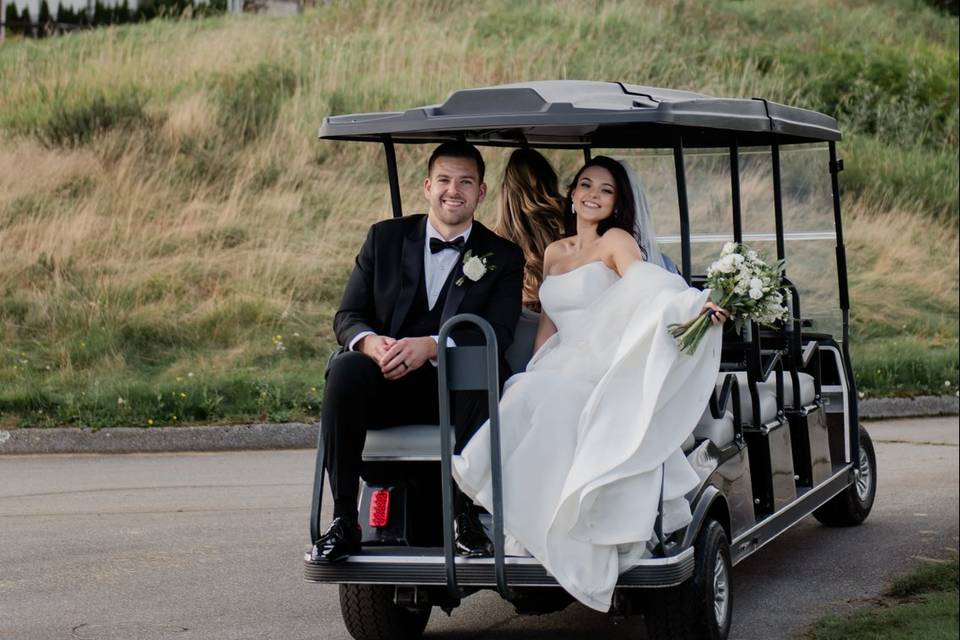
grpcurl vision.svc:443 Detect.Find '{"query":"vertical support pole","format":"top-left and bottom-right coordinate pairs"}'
top-left (828, 143), bottom-right (848, 316)
top-left (673, 138), bottom-right (692, 282)
top-left (582, 147), bottom-right (591, 165)
top-left (383, 135), bottom-right (403, 219)
top-left (828, 141), bottom-right (859, 461)
top-left (771, 142), bottom-right (786, 262)
top-left (729, 139), bottom-right (743, 244)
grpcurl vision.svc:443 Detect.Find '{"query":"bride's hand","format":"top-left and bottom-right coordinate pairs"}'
top-left (703, 302), bottom-right (731, 325)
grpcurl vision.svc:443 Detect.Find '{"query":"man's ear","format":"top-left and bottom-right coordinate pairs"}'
top-left (478, 182), bottom-right (487, 202)
top-left (423, 177), bottom-right (432, 199)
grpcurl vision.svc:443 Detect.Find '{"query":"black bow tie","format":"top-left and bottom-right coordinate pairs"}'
top-left (429, 236), bottom-right (466, 254)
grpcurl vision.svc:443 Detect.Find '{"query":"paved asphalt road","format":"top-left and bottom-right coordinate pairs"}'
top-left (1, 417), bottom-right (957, 640)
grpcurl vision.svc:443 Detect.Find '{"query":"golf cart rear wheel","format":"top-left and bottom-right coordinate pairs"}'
top-left (644, 519), bottom-right (732, 640)
top-left (338, 584), bottom-right (430, 640)
top-left (813, 425), bottom-right (876, 527)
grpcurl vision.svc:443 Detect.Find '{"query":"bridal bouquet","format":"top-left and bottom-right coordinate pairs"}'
top-left (669, 242), bottom-right (789, 354)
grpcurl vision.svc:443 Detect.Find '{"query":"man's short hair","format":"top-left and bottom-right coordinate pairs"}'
top-left (427, 142), bottom-right (485, 182)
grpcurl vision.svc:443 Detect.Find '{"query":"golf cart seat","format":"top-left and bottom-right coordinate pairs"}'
top-left (723, 371), bottom-right (816, 422)
top-left (361, 412), bottom-right (735, 460)
top-left (362, 309), bottom-right (743, 461)
top-left (691, 407), bottom-right (735, 450)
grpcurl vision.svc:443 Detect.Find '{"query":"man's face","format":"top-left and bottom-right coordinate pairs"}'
top-left (424, 156), bottom-right (486, 230)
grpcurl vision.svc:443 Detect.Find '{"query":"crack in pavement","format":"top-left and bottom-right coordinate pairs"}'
top-left (874, 439), bottom-right (958, 447)
top-left (0, 482), bottom-right (311, 501)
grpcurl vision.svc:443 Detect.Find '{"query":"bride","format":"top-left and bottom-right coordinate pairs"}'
top-left (452, 155), bottom-right (728, 612)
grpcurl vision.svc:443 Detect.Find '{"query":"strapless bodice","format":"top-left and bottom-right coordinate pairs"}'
top-left (539, 261), bottom-right (619, 337)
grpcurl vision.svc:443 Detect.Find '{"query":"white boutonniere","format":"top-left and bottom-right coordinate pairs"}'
top-left (456, 250), bottom-right (496, 286)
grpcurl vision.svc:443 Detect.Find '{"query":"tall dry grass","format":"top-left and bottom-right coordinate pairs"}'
top-left (0, 0), bottom-right (957, 426)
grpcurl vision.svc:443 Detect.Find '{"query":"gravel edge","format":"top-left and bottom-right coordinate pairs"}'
top-left (1, 396), bottom-right (956, 456)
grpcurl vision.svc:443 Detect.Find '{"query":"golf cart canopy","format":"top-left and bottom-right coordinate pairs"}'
top-left (318, 80), bottom-right (841, 148)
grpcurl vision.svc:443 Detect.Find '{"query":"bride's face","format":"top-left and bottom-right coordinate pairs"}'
top-left (572, 166), bottom-right (617, 224)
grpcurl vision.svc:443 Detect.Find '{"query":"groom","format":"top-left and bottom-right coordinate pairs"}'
top-left (312, 142), bottom-right (524, 563)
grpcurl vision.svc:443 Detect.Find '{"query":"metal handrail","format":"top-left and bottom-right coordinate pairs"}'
top-left (437, 313), bottom-right (513, 601)
top-left (710, 373), bottom-right (744, 441)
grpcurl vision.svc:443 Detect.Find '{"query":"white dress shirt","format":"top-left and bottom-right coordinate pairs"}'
top-left (425, 219), bottom-right (472, 310)
top-left (348, 219), bottom-right (470, 356)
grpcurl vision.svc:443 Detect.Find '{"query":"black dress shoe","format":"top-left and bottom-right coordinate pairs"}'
top-left (454, 512), bottom-right (494, 558)
top-left (311, 517), bottom-right (362, 564)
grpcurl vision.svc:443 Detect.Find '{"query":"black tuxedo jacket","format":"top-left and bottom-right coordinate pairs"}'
top-left (333, 214), bottom-right (525, 368)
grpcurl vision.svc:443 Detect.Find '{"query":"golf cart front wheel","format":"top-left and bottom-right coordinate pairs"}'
top-left (338, 584), bottom-right (430, 640)
top-left (644, 519), bottom-right (732, 640)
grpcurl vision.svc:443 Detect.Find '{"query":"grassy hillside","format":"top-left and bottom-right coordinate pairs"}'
top-left (0, 0), bottom-right (957, 428)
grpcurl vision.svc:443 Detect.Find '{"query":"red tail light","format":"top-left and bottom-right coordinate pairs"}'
top-left (369, 489), bottom-right (391, 528)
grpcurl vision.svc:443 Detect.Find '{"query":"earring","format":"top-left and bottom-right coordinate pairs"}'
top-left (571, 202), bottom-right (576, 214)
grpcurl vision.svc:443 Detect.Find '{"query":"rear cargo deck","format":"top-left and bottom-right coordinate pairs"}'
top-left (304, 546), bottom-right (694, 588)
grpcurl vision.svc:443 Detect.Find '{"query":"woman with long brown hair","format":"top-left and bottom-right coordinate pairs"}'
top-left (495, 148), bottom-right (566, 311)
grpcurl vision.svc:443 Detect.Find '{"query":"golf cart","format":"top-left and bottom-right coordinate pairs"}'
top-left (304, 81), bottom-right (877, 640)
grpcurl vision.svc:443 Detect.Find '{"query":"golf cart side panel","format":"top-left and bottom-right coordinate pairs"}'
top-left (686, 442), bottom-right (756, 541)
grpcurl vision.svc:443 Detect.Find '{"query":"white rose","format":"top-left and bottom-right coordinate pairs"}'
top-left (749, 277), bottom-right (763, 290)
top-left (463, 256), bottom-right (487, 281)
top-left (722, 242), bottom-right (737, 255)
top-left (749, 288), bottom-right (763, 300)
top-left (720, 255), bottom-right (738, 273)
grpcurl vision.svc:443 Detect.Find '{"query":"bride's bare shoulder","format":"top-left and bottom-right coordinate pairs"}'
top-left (599, 228), bottom-right (644, 275)
top-left (599, 227), bottom-right (635, 246)
top-left (544, 237), bottom-right (574, 261)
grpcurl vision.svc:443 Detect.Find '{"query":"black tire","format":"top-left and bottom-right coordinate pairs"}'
top-left (813, 425), bottom-right (877, 527)
top-left (338, 584), bottom-right (430, 640)
top-left (644, 519), bottom-right (732, 640)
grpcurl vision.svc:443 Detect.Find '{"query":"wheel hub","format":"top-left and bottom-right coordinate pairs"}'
top-left (713, 550), bottom-right (729, 627)
top-left (855, 446), bottom-right (872, 501)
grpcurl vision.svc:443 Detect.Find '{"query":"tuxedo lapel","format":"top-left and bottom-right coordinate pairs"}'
top-left (388, 217), bottom-right (426, 337)
top-left (440, 222), bottom-right (487, 327)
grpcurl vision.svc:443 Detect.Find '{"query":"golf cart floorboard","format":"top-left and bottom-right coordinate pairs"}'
top-left (304, 546), bottom-right (694, 588)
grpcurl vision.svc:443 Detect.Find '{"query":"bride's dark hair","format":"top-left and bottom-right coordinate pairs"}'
top-left (564, 155), bottom-right (637, 241)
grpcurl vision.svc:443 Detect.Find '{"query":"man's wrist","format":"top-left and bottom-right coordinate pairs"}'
top-left (428, 335), bottom-right (454, 367)
top-left (349, 331), bottom-right (375, 352)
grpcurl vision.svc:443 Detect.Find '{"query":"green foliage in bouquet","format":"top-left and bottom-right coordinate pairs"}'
top-left (670, 243), bottom-right (789, 354)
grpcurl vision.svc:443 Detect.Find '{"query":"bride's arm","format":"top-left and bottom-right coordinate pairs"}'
top-left (533, 311), bottom-right (558, 353)
top-left (604, 230), bottom-right (732, 325)
top-left (532, 241), bottom-right (561, 352)
top-left (603, 228), bottom-right (645, 276)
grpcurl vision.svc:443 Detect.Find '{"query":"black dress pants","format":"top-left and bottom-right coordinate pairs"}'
top-left (321, 350), bottom-right (486, 521)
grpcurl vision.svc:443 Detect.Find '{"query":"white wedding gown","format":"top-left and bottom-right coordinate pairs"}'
top-left (452, 260), bottom-right (722, 612)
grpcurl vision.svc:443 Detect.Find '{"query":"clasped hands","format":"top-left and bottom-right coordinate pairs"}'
top-left (358, 334), bottom-right (437, 380)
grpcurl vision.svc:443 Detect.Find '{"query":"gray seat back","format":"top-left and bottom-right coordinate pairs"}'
top-left (504, 308), bottom-right (540, 374)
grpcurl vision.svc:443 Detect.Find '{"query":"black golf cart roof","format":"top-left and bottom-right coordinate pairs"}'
top-left (318, 80), bottom-right (841, 148)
